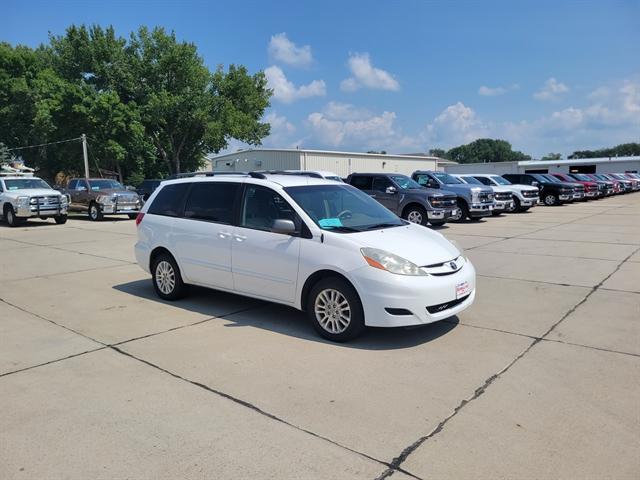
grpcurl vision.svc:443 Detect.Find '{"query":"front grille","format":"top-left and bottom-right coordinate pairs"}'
top-left (495, 192), bottom-right (512, 201)
top-left (522, 190), bottom-right (538, 198)
top-left (115, 194), bottom-right (138, 203)
top-left (478, 192), bottom-right (493, 203)
top-left (29, 195), bottom-right (63, 211)
top-left (574, 185), bottom-right (585, 192)
top-left (426, 294), bottom-right (470, 314)
top-left (429, 195), bottom-right (457, 208)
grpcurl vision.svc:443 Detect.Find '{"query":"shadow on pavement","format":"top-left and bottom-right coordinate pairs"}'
top-left (113, 279), bottom-right (458, 350)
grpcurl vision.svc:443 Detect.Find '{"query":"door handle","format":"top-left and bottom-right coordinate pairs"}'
top-left (233, 234), bottom-right (247, 242)
top-left (218, 231), bottom-right (231, 239)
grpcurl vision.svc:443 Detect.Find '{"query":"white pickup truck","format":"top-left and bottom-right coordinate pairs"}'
top-left (0, 176), bottom-right (69, 227)
top-left (465, 174), bottom-right (540, 212)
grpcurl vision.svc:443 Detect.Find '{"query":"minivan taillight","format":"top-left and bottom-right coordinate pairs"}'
top-left (135, 212), bottom-right (145, 226)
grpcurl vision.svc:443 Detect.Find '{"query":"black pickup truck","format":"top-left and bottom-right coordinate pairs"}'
top-left (502, 173), bottom-right (573, 206)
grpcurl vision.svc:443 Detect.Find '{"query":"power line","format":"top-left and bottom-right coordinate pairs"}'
top-left (8, 137), bottom-right (82, 151)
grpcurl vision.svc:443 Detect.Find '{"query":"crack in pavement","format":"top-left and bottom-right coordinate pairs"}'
top-left (373, 245), bottom-right (640, 479)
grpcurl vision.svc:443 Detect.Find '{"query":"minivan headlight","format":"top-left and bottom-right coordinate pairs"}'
top-left (361, 248), bottom-right (427, 276)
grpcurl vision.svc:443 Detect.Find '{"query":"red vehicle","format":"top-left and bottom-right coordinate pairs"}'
top-left (587, 174), bottom-right (623, 194)
top-left (550, 173), bottom-right (600, 199)
top-left (581, 174), bottom-right (616, 195)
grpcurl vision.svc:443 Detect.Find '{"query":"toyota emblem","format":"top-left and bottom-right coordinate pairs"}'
top-left (449, 261), bottom-right (457, 270)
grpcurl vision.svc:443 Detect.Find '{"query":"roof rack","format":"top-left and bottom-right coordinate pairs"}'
top-left (167, 171), bottom-right (267, 179)
top-left (254, 170), bottom-right (323, 179)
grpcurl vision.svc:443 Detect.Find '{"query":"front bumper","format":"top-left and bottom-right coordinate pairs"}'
top-left (16, 204), bottom-right (68, 218)
top-left (559, 194), bottom-right (572, 201)
top-left (353, 260), bottom-right (477, 327)
top-left (100, 203), bottom-right (141, 215)
top-left (520, 197), bottom-right (539, 207)
top-left (469, 202), bottom-right (494, 217)
top-left (493, 200), bottom-right (513, 212)
top-left (428, 207), bottom-right (459, 221)
top-left (573, 192), bottom-right (585, 200)
top-left (585, 191), bottom-right (598, 198)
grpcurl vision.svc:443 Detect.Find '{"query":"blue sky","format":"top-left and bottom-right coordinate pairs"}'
top-left (5, 0), bottom-right (640, 157)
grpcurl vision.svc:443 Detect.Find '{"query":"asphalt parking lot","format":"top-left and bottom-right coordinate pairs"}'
top-left (1, 194), bottom-right (639, 479)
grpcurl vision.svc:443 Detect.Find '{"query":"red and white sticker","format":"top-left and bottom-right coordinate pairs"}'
top-left (455, 281), bottom-right (471, 299)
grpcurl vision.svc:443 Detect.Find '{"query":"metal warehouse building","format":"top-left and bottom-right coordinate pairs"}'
top-left (443, 156), bottom-right (640, 175)
top-left (209, 148), bottom-right (445, 176)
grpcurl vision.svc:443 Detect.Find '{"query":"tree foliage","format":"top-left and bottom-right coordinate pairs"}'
top-left (0, 25), bottom-right (271, 182)
top-left (444, 138), bottom-right (530, 164)
top-left (541, 152), bottom-right (562, 160)
top-left (568, 143), bottom-right (640, 159)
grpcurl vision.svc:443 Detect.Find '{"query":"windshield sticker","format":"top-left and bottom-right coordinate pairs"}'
top-left (318, 218), bottom-right (343, 228)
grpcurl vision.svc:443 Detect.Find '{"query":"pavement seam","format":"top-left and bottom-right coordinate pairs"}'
top-left (0, 347), bottom-right (108, 378)
top-left (0, 262), bottom-right (135, 285)
top-left (373, 244), bottom-right (640, 479)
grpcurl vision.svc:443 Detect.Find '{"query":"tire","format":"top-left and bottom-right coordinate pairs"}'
top-left (505, 199), bottom-right (517, 213)
top-left (491, 210), bottom-right (502, 216)
top-left (402, 205), bottom-right (428, 226)
top-left (4, 205), bottom-right (24, 227)
top-left (127, 213), bottom-right (138, 220)
top-left (151, 252), bottom-right (187, 301)
top-left (450, 200), bottom-right (467, 222)
top-left (519, 206), bottom-right (531, 212)
top-left (88, 202), bottom-right (103, 221)
top-left (307, 277), bottom-right (365, 342)
top-left (512, 197), bottom-right (522, 212)
top-left (54, 215), bottom-right (68, 224)
top-left (543, 193), bottom-right (558, 206)
top-left (430, 221), bottom-right (445, 227)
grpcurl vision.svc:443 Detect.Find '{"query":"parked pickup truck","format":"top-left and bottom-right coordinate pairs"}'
top-left (411, 170), bottom-right (494, 221)
top-left (455, 175), bottom-right (514, 215)
top-left (502, 173), bottom-right (574, 206)
top-left (1, 175), bottom-right (69, 227)
top-left (551, 173), bottom-right (601, 199)
top-left (345, 172), bottom-right (459, 226)
top-left (62, 178), bottom-right (142, 221)
top-left (464, 174), bottom-right (539, 212)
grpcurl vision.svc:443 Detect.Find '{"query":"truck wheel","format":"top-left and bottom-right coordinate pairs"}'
top-left (430, 221), bottom-right (445, 227)
top-left (4, 205), bottom-right (24, 227)
top-left (505, 199), bottom-right (517, 213)
top-left (307, 277), bottom-right (365, 342)
top-left (458, 200), bottom-right (471, 221)
top-left (88, 202), bottom-right (103, 221)
top-left (151, 252), bottom-right (187, 301)
top-left (544, 194), bottom-right (558, 206)
top-left (450, 201), bottom-right (465, 222)
top-left (54, 215), bottom-right (68, 224)
top-left (402, 205), bottom-right (428, 226)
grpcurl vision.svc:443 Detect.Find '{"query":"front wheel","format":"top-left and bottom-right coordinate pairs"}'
top-left (151, 252), bottom-right (187, 301)
top-left (4, 205), bottom-right (24, 227)
top-left (430, 221), bottom-right (445, 227)
top-left (307, 277), bottom-right (365, 342)
top-left (451, 200), bottom-right (467, 221)
top-left (543, 194), bottom-right (558, 206)
top-left (88, 202), bottom-right (103, 221)
top-left (402, 205), bottom-right (428, 226)
top-left (54, 215), bottom-right (68, 224)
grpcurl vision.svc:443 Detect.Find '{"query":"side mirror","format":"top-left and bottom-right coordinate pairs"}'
top-left (532, 181), bottom-right (539, 187)
top-left (271, 219), bottom-right (296, 235)
top-left (427, 179), bottom-right (439, 188)
top-left (385, 186), bottom-right (397, 194)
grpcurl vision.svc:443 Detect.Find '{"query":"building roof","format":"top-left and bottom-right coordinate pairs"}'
top-left (518, 156), bottom-right (640, 167)
top-left (209, 148), bottom-right (440, 162)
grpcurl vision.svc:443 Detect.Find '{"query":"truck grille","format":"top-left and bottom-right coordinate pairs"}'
top-left (574, 185), bottom-right (585, 193)
top-left (522, 190), bottom-right (538, 198)
top-left (429, 196), bottom-right (457, 208)
top-left (478, 192), bottom-right (494, 203)
top-left (115, 193), bottom-right (138, 203)
top-left (495, 192), bottom-right (512, 201)
top-left (29, 195), bottom-right (63, 211)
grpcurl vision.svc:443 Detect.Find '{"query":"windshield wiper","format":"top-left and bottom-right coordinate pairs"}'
top-left (364, 222), bottom-right (403, 230)
top-left (322, 226), bottom-right (362, 233)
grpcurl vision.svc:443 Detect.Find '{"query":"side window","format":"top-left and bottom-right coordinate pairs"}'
top-left (77, 180), bottom-right (88, 190)
top-left (68, 180), bottom-right (78, 190)
top-left (372, 176), bottom-right (393, 192)
top-left (183, 182), bottom-right (239, 224)
top-left (241, 185), bottom-right (300, 232)
top-left (475, 177), bottom-right (492, 186)
top-left (147, 183), bottom-right (190, 217)
top-left (0, 181), bottom-right (4, 193)
top-left (350, 176), bottom-right (373, 190)
top-left (414, 174), bottom-right (429, 186)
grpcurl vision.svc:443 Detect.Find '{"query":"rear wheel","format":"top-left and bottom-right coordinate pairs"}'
top-left (4, 205), bottom-right (24, 227)
top-left (151, 252), bottom-right (187, 301)
top-left (307, 277), bottom-right (365, 342)
top-left (88, 202), bottom-right (103, 221)
top-left (54, 215), bottom-right (68, 224)
top-left (402, 205), bottom-right (428, 226)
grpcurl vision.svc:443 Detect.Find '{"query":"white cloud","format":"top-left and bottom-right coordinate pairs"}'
top-left (307, 111), bottom-right (397, 147)
top-left (340, 53), bottom-right (399, 92)
top-left (267, 33), bottom-right (312, 67)
top-left (322, 101), bottom-right (371, 121)
top-left (534, 77), bottom-right (569, 101)
top-left (262, 112), bottom-right (297, 147)
top-left (264, 66), bottom-right (326, 103)
top-left (424, 102), bottom-right (490, 147)
top-left (478, 85), bottom-right (507, 96)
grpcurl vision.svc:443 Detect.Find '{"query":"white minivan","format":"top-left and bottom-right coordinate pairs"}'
top-left (134, 172), bottom-right (476, 341)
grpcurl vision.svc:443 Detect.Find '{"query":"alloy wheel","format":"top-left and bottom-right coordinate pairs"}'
top-left (544, 194), bottom-right (556, 206)
top-left (314, 289), bottom-right (351, 334)
top-left (155, 260), bottom-right (176, 295)
top-left (407, 210), bottom-right (423, 224)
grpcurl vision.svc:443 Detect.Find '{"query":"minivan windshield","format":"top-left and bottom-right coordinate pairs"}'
top-left (285, 184), bottom-right (405, 232)
top-left (389, 175), bottom-right (422, 190)
top-left (4, 178), bottom-right (52, 190)
top-left (88, 179), bottom-right (124, 190)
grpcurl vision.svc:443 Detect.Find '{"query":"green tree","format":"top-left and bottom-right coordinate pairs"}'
top-left (541, 153), bottom-right (562, 160)
top-left (0, 142), bottom-right (12, 163)
top-left (446, 138), bottom-right (530, 164)
top-left (428, 148), bottom-right (447, 158)
top-left (568, 142), bottom-right (640, 159)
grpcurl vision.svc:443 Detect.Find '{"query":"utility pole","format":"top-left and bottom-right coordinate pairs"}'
top-left (81, 134), bottom-right (89, 179)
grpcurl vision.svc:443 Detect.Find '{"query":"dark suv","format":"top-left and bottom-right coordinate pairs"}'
top-left (502, 174), bottom-right (573, 206)
top-left (345, 173), bottom-right (458, 226)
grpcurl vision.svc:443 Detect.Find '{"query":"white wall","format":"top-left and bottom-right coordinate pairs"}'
top-left (444, 162), bottom-right (520, 174)
top-left (303, 152), bottom-right (437, 176)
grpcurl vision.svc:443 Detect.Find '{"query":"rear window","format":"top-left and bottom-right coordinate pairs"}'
top-left (147, 183), bottom-right (190, 217)
top-left (184, 182), bottom-right (239, 224)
